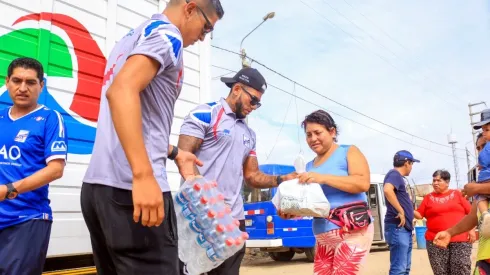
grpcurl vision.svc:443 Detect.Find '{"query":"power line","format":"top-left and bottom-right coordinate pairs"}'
top-left (321, 0), bottom-right (467, 103)
top-left (211, 64), bottom-right (465, 159)
top-left (341, 0), bottom-right (471, 102)
top-left (265, 93), bottom-right (294, 161)
top-left (211, 45), bottom-right (467, 152)
top-left (297, 0), bottom-right (463, 109)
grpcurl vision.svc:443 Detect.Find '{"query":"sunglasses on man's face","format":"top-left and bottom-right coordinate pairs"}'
top-left (186, 0), bottom-right (214, 35)
top-left (240, 86), bottom-right (262, 108)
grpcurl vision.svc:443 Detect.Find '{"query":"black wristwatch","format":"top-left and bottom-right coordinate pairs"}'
top-left (276, 176), bottom-right (283, 186)
top-left (4, 183), bottom-right (18, 200)
top-left (168, 146), bottom-right (179, 161)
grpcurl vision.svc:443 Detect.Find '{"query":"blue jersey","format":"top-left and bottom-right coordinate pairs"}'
top-left (0, 105), bottom-right (68, 230)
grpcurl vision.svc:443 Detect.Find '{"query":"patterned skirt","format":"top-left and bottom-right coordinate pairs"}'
top-left (313, 223), bottom-right (374, 275)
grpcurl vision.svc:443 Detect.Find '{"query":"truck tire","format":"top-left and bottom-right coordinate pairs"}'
top-left (305, 246), bottom-right (316, 262)
top-left (269, 250), bottom-right (295, 262)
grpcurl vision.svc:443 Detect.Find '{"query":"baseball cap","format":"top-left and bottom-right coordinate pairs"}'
top-left (473, 108), bottom-right (490, 130)
top-left (394, 150), bottom-right (420, 163)
top-left (220, 67), bottom-right (267, 93)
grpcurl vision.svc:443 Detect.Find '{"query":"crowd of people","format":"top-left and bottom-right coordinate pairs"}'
top-left (0, 0), bottom-right (490, 275)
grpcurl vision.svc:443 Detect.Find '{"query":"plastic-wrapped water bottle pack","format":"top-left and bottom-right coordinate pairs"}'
top-left (174, 177), bottom-right (249, 275)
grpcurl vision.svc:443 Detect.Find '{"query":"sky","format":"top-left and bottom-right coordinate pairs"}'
top-left (208, 0), bottom-right (490, 188)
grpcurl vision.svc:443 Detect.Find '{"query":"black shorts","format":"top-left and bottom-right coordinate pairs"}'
top-left (81, 182), bottom-right (179, 275)
top-left (179, 220), bottom-right (246, 275)
top-left (0, 219), bottom-right (52, 275)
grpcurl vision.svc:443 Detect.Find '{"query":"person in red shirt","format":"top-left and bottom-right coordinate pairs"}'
top-left (414, 169), bottom-right (476, 275)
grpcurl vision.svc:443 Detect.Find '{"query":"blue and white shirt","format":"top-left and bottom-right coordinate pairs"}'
top-left (0, 105), bottom-right (68, 230)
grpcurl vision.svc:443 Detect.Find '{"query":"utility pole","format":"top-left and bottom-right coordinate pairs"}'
top-left (466, 147), bottom-right (471, 171)
top-left (448, 133), bottom-right (460, 189)
top-left (468, 101), bottom-right (487, 157)
top-left (239, 12), bottom-right (275, 68)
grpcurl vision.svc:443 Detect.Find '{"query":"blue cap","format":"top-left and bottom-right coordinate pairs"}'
top-left (394, 150), bottom-right (420, 163)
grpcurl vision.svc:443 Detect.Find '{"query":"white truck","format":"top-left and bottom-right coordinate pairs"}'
top-left (0, 0), bottom-right (213, 271)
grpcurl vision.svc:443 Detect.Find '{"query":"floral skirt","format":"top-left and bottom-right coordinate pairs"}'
top-left (314, 223), bottom-right (374, 275)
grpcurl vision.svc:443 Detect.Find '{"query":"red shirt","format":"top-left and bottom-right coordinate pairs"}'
top-left (416, 190), bottom-right (471, 242)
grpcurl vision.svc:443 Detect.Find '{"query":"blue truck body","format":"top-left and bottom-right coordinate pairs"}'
top-left (243, 164), bottom-right (316, 261)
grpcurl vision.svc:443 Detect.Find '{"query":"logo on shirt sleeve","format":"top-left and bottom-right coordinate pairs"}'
top-left (51, 141), bottom-right (67, 152)
top-left (243, 135), bottom-right (251, 148)
top-left (14, 130), bottom-right (30, 143)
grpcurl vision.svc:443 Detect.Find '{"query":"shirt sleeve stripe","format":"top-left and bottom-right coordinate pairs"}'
top-left (53, 110), bottom-right (65, 138)
top-left (46, 154), bottom-right (67, 164)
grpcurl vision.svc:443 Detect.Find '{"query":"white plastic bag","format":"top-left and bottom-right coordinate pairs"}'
top-left (271, 179), bottom-right (330, 218)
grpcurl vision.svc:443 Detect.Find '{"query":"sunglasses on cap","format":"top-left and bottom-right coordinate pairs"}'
top-left (240, 85), bottom-right (262, 108)
top-left (186, 0), bottom-right (213, 35)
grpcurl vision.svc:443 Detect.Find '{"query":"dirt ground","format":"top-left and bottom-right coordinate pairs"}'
top-left (240, 244), bottom-right (479, 275)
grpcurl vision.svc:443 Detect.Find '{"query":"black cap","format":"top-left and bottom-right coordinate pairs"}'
top-left (220, 67), bottom-right (267, 93)
top-left (473, 108), bottom-right (490, 130)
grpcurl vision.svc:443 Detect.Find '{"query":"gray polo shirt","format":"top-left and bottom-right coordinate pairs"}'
top-left (83, 14), bottom-right (184, 192)
top-left (180, 98), bottom-right (257, 220)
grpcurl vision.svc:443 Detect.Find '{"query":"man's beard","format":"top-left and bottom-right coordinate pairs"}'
top-left (235, 101), bottom-right (246, 119)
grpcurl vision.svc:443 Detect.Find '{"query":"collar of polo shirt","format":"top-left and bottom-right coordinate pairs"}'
top-left (220, 98), bottom-right (245, 121)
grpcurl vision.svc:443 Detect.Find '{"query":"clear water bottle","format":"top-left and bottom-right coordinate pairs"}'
top-left (186, 246), bottom-right (221, 275)
top-left (186, 196), bottom-right (210, 220)
top-left (203, 224), bottom-right (226, 244)
top-left (190, 209), bottom-right (217, 233)
top-left (212, 238), bottom-right (236, 260)
top-left (175, 182), bottom-right (203, 207)
top-left (294, 154), bottom-right (306, 173)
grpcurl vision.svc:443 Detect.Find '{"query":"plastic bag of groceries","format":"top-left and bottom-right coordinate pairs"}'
top-left (271, 178), bottom-right (330, 218)
top-left (174, 176), bottom-right (249, 275)
top-left (271, 154), bottom-right (330, 218)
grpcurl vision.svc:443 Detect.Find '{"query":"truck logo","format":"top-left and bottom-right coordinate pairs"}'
top-left (0, 13), bottom-right (108, 155)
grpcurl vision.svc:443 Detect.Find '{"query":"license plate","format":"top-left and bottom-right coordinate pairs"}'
top-left (245, 219), bottom-right (252, 226)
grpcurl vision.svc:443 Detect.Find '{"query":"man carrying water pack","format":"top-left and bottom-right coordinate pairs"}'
top-left (177, 67), bottom-right (297, 275)
top-left (80, 1), bottom-right (225, 274)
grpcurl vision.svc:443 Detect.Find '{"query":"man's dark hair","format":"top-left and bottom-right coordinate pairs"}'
top-left (7, 57), bottom-right (44, 83)
top-left (204, 0), bottom-right (224, 19)
top-left (393, 159), bottom-right (409, 168)
top-left (433, 169), bottom-right (451, 182)
top-left (301, 110), bottom-right (339, 142)
top-left (175, 0), bottom-right (224, 19)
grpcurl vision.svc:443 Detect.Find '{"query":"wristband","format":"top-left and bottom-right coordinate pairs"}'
top-left (276, 176), bottom-right (283, 186)
top-left (168, 146), bottom-right (179, 161)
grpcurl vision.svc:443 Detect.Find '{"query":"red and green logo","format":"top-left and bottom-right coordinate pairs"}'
top-left (0, 13), bottom-right (108, 155)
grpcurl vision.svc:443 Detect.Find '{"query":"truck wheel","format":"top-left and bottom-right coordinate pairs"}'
top-left (305, 246), bottom-right (316, 262)
top-left (269, 251), bottom-right (295, 262)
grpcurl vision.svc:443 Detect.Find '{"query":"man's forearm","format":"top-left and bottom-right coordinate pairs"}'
top-left (177, 135), bottom-right (203, 175)
top-left (246, 173), bottom-right (278, 188)
top-left (107, 85), bottom-right (152, 178)
top-left (385, 190), bottom-right (404, 214)
top-left (476, 184), bottom-right (490, 195)
top-left (0, 160), bottom-right (65, 200)
top-left (448, 203), bottom-right (478, 236)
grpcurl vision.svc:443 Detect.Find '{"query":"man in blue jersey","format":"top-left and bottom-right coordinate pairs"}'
top-left (383, 150), bottom-right (419, 275)
top-left (0, 57), bottom-right (68, 274)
